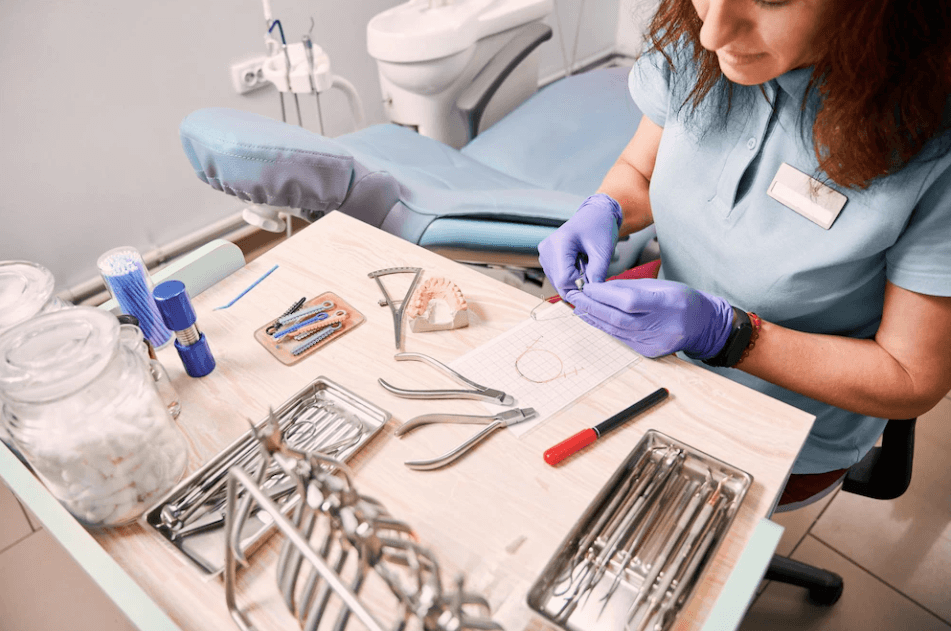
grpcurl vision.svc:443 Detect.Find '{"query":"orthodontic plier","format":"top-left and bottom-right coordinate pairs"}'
top-left (394, 407), bottom-right (538, 470)
top-left (378, 351), bottom-right (514, 405)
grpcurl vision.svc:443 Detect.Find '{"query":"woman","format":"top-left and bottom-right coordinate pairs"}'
top-left (539, 0), bottom-right (951, 508)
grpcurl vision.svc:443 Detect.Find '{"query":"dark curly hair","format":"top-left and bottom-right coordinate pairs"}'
top-left (646, 0), bottom-right (951, 189)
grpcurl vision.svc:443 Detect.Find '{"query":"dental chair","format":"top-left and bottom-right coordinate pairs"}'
top-left (180, 58), bottom-right (655, 282)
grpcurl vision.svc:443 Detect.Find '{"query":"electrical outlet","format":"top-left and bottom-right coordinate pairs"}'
top-left (230, 57), bottom-right (269, 95)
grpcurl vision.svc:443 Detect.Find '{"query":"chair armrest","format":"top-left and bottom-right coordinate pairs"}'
top-left (842, 418), bottom-right (916, 500)
top-left (456, 22), bottom-right (553, 141)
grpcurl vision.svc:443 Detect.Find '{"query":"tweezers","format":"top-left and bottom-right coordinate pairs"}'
top-left (394, 407), bottom-right (537, 470)
top-left (378, 352), bottom-right (514, 405)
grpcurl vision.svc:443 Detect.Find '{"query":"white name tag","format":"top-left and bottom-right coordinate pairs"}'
top-left (767, 163), bottom-right (847, 230)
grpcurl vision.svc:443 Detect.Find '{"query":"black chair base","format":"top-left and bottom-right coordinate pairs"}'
top-left (764, 419), bottom-right (916, 606)
top-left (764, 554), bottom-right (844, 605)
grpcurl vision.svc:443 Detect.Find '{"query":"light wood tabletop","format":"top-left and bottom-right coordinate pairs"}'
top-left (82, 211), bottom-right (814, 631)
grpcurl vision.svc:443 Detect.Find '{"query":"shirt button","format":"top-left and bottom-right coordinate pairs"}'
top-left (747, 137), bottom-right (757, 150)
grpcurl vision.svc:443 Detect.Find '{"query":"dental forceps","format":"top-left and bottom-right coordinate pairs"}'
top-left (378, 352), bottom-right (514, 405)
top-left (394, 407), bottom-right (538, 470)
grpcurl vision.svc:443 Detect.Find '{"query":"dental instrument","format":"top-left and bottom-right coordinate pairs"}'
top-left (527, 430), bottom-right (752, 631)
top-left (267, 20), bottom-right (303, 126)
top-left (368, 266), bottom-right (422, 350)
top-left (254, 0), bottom-right (363, 136)
top-left (378, 351), bottom-right (514, 405)
top-left (634, 484), bottom-right (725, 631)
top-left (302, 34), bottom-right (324, 134)
top-left (222, 413), bottom-right (503, 631)
top-left (144, 377), bottom-right (389, 576)
top-left (394, 407), bottom-right (537, 470)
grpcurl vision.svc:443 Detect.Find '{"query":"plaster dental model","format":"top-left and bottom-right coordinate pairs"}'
top-left (407, 277), bottom-right (469, 332)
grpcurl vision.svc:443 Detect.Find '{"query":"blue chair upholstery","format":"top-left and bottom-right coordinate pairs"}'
top-left (181, 66), bottom-right (653, 273)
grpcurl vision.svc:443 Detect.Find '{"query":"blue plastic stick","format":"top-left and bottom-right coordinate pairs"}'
top-left (99, 249), bottom-right (172, 348)
top-left (214, 264), bottom-right (279, 310)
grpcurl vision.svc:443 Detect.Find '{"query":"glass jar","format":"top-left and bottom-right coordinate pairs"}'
top-left (0, 260), bottom-right (69, 336)
top-left (117, 315), bottom-right (181, 419)
top-left (0, 307), bottom-right (187, 527)
top-left (0, 261), bottom-right (70, 451)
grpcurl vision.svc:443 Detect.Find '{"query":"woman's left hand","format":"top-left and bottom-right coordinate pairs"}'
top-left (567, 279), bottom-right (736, 359)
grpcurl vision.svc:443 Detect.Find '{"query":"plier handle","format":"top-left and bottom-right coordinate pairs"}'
top-left (394, 407), bottom-right (537, 470)
top-left (378, 352), bottom-right (514, 406)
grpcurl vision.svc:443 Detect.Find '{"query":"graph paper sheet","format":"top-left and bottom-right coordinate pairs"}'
top-left (449, 302), bottom-right (642, 437)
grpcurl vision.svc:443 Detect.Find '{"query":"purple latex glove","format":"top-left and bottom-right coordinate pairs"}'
top-left (538, 193), bottom-right (623, 300)
top-left (567, 279), bottom-right (735, 359)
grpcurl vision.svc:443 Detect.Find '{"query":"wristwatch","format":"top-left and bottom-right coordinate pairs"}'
top-left (702, 307), bottom-right (754, 368)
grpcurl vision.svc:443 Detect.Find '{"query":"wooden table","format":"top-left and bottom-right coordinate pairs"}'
top-left (2, 211), bottom-right (815, 631)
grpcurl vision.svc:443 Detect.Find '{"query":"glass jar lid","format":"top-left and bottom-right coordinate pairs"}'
top-left (0, 306), bottom-right (118, 403)
top-left (0, 261), bottom-right (56, 333)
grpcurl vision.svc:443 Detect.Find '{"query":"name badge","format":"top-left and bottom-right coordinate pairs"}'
top-left (767, 163), bottom-right (847, 230)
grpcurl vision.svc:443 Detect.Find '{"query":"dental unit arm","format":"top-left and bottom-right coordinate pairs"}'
top-left (184, 0), bottom-right (655, 272)
top-left (260, 35), bottom-right (365, 130)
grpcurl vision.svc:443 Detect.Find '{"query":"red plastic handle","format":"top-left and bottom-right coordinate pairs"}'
top-left (544, 428), bottom-right (598, 466)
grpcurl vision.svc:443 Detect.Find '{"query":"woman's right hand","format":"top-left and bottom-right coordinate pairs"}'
top-left (538, 193), bottom-right (623, 300)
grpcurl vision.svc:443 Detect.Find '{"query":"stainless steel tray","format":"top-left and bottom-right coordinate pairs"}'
top-left (527, 430), bottom-right (752, 631)
top-left (142, 376), bottom-right (390, 576)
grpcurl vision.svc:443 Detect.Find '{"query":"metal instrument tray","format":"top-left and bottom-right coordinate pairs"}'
top-left (527, 430), bottom-right (752, 631)
top-left (142, 377), bottom-right (389, 576)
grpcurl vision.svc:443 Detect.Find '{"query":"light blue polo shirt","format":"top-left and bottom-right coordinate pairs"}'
top-left (629, 51), bottom-right (951, 474)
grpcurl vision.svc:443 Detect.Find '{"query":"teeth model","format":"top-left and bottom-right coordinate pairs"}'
top-left (407, 277), bottom-right (469, 332)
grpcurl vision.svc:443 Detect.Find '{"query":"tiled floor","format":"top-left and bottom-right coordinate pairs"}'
top-left (741, 394), bottom-right (951, 631)
top-left (2, 396), bottom-right (949, 630)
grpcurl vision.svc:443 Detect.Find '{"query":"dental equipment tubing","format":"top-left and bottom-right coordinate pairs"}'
top-left (258, 3), bottom-right (364, 131)
top-left (268, 20), bottom-right (303, 127)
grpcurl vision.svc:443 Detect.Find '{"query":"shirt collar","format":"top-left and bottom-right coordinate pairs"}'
top-left (774, 66), bottom-right (814, 101)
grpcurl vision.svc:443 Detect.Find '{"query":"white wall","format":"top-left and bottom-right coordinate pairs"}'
top-left (0, 0), bottom-right (631, 293)
top-left (615, 0), bottom-right (656, 57)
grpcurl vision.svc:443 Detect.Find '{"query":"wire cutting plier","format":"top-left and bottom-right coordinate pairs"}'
top-left (378, 351), bottom-right (514, 405)
top-left (394, 407), bottom-right (537, 470)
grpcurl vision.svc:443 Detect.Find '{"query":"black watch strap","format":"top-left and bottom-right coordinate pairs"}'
top-left (703, 307), bottom-right (753, 368)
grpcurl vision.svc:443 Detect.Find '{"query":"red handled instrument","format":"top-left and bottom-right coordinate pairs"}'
top-left (543, 387), bottom-right (669, 466)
